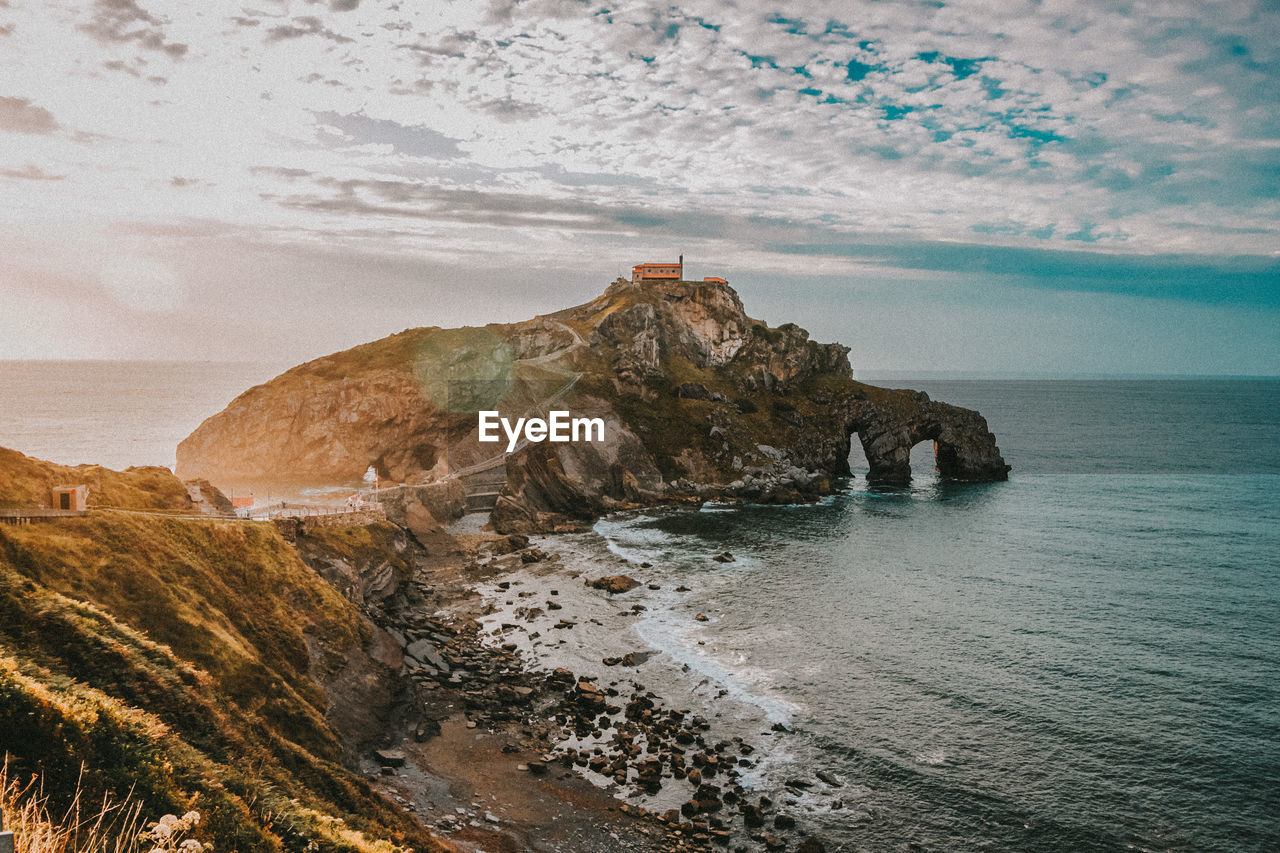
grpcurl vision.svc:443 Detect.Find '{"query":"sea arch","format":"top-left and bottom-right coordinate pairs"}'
top-left (841, 389), bottom-right (1010, 485)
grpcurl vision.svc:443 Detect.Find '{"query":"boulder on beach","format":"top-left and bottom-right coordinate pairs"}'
top-left (406, 638), bottom-right (449, 672)
top-left (587, 574), bottom-right (641, 593)
top-left (620, 650), bottom-right (653, 667)
top-left (373, 748), bottom-right (406, 768)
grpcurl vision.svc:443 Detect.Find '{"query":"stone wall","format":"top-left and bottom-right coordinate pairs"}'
top-left (273, 507), bottom-right (388, 541)
top-left (300, 507), bottom-right (386, 533)
top-left (377, 480), bottom-right (467, 527)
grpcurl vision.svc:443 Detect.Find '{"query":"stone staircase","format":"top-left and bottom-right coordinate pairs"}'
top-left (461, 468), bottom-right (506, 514)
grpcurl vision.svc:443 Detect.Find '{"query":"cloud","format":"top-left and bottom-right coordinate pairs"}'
top-left (767, 238), bottom-right (1280, 307)
top-left (0, 96), bottom-right (59, 134)
top-left (0, 164), bottom-right (64, 180)
top-left (259, 169), bottom-right (1280, 309)
top-left (79, 0), bottom-right (188, 58)
top-left (314, 111), bottom-right (463, 158)
top-left (101, 59), bottom-right (140, 76)
top-left (249, 166), bottom-right (315, 180)
top-left (267, 176), bottom-right (623, 230)
top-left (0, 0), bottom-right (1277, 370)
top-left (265, 16), bottom-right (354, 44)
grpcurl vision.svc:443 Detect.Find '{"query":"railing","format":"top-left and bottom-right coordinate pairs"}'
top-left (352, 337), bottom-right (585, 515)
top-left (0, 507), bottom-right (88, 524)
top-left (445, 371), bottom-right (585, 481)
top-left (247, 502), bottom-right (384, 521)
top-left (96, 507), bottom-right (256, 522)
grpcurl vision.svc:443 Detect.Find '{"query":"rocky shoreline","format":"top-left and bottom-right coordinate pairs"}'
top-left (350, 524), bottom-right (836, 853)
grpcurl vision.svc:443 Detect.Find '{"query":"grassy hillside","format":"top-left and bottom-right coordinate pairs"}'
top-left (0, 447), bottom-right (192, 511)
top-left (0, 453), bottom-right (440, 853)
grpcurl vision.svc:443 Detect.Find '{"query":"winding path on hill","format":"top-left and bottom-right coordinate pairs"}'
top-left (377, 318), bottom-right (588, 512)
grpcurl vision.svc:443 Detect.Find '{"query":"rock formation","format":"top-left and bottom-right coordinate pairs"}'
top-left (843, 392), bottom-right (1012, 484)
top-left (178, 276), bottom-right (1008, 532)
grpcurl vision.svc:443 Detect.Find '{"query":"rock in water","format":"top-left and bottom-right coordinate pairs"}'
top-left (816, 769), bottom-right (842, 787)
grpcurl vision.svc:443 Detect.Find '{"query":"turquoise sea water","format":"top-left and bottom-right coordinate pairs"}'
top-left (2, 365), bottom-right (1276, 851)
top-left (583, 379), bottom-right (1280, 852)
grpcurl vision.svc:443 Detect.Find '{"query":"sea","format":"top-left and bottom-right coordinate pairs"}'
top-left (2, 361), bottom-right (1277, 853)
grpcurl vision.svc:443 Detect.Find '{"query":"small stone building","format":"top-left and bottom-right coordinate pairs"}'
top-left (51, 485), bottom-right (88, 511)
top-left (630, 257), bottom-right (728, 285)
top-left (632, 261), bottom-right (683, 283)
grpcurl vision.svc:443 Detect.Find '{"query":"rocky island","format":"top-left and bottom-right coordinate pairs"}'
top-left (178, 275), bottom-right (1008, 532)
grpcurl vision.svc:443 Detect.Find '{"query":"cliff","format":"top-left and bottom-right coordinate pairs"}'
top-left (178, 277), bottom-right (1008, 533)
top-left (0, 451), bottom-right (441, 852)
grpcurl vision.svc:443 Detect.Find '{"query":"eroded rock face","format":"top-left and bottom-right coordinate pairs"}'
top-left (591, 278), bottom-right (751, 370)
top-left (489, 395), bottom-right (668, 533)
top-left (732, 321), bottom-right (853, 392)
top-left (291, 520), bottom-right (418, 610)
top-left (178, 367), bottom-right (458, 485)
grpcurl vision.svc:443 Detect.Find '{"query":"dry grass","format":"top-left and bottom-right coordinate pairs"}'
top-left (1, 761), bottom-right (145, 853)
top-left (0, 453), bottom-right (443, 852)
top-left (1, 763), bottom-right (218, 853)
top-left (0, 448), bottom-right (191, 512)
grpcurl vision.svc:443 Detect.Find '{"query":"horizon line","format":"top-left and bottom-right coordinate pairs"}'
top-left (0, 358), bottom-right (1276, 381)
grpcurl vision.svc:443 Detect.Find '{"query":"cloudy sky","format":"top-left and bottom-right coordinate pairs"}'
top-left (1, 0), bottom-right (1277, 374)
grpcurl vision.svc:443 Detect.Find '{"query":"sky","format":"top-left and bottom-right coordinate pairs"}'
top-left (0, 0), bottom-right (1277, 374)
